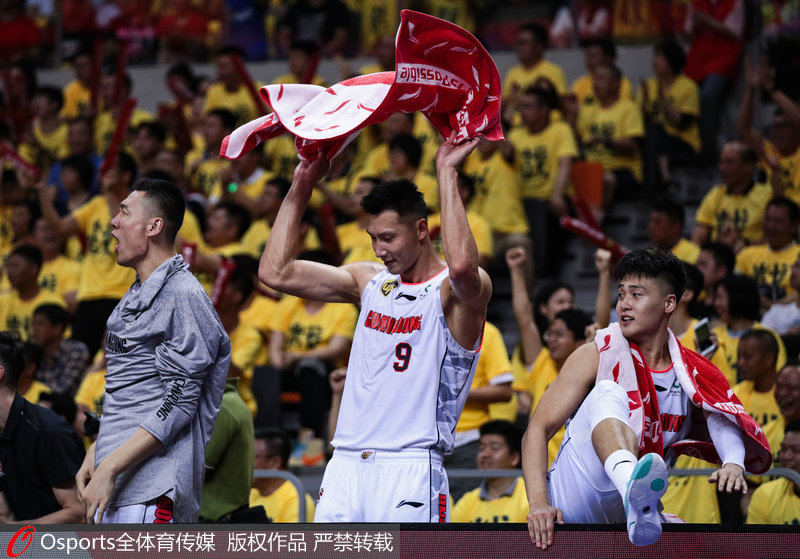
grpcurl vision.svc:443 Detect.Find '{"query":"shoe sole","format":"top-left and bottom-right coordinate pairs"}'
top-left (625, 453), bottom-right (668, 546)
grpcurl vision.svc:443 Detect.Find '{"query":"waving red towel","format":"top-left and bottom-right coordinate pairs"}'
top-left (220, 10), bottom-right (503, 162)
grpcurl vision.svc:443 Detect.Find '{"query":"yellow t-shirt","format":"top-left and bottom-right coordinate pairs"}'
top-left (670, 237), bottom-right (701, 265)
top-left (463, 150), bottom-right (528, 235)
top-left (572, 73), bottom-right (634, 107)
top-left (336, 220), bottom-right (381, 266)
top-left (0, 289), bottom-right (65, 341)
top-left (264, 134), bottom-right (298, 181)
top-left (61, 80), bottom-right (91, 119)
top-left (508, 120), bottom-right (579, 200)
top-left (577, 99), bottom-right (644, 180)
top-left (75, 368), bottom-right (105, 416)
top-left (187, 156), bottom-right (230, 200)
top-left (249, 484), bottom-right (315, 522)
top-left (733, 381), bottom-right (780, 428)
top-left (270, 296), bottom-right (357, 369)
top-left (197, 242), bottom-right (255, 294)
top-left (22, 380), bottom-right (51, 404)
top-left (661, 455), bottom-right (721, 523)
top-left (358, 134), bottom-right (439, 187)
top-left (0, 206), bottom-right (13, 259)
top-left (637, 74), bottom-right (701, 153)
top-left (230, 321), bottom-right (264, 416)
top-left (427, 0), bottom-right (476, 32)
top-left (204, 82), bottom-right (263, 126)
top-left (39, 255), bottom-right (81, 300)
top-left (456, 322), bottom-right (513, 432)
top-left (178, 208), bottom-right (205, 248)
top-left (746, 478), bottom-right (800, 524)
top-left (33, 121), bottom-right (69, 161)
top-left (272, 73), bottom-right (327, 87)
top-left (695, 183), bottom-right (773, 244)
top-left (241, 220), bottom-right (321, 260)
top-left (504, 60), bottom-right (568, 96)
top-left (72, 196), bottom-right (137, 300)
top-left (427, 211), bottom-right (493, 262)
top-left (94, 107), bottom-right (154, 155)
top-left (762, 142), bottom-right (800, 203)
top-left (240, 294), bottom-right (278, 366)
top-left (451, 477), bottom-right (529, 523)
top-left (712, 323), bottom-right (786, 385)
top-left (736, 242), bottom-right (800, 301)
top-left (346, 0), bottom-right (398, 54)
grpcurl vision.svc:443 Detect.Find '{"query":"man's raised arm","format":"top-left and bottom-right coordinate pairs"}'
top-left (259, 157), bottom-right (379, 304)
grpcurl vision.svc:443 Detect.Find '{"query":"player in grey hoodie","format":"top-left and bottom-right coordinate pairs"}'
top-left (76, 178), bottom-right (231, 523)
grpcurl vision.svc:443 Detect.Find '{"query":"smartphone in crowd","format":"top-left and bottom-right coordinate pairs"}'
top-left (693, 317), bottom-right (716, 358)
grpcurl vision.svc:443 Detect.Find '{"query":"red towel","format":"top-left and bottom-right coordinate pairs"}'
top-left (220, 10), bottom-right (503, 162)
top-left (596, 323), bottom-right (772, 474)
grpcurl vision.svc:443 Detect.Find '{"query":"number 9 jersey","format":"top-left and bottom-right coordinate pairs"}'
top-left (331, 267), bottom-right (482, 455)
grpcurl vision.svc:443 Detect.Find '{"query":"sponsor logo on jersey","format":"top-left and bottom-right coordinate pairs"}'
top-left (156, 379), bottom-right (186, 421)
top-left (381, 279), bottom-right (399, 296)
top-left (363, 310), bottom-right (422, 335)
top-left (396, 500), bottom-right (424, 509)
top-left (661, 413), bottom-right (685, 433)
top-left (361, 451), bottom-right (374, 459)
top-left (395, 292), bottom-right (416, 301)
top-left (438, 494), bottom-right (447, 522)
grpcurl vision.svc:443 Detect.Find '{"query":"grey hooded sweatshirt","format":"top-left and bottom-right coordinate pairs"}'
top-left (96, 254), bottom-right (231, 522)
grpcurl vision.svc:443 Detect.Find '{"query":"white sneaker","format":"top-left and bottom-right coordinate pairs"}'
top-left (624, 453), bottom-right (668, 546)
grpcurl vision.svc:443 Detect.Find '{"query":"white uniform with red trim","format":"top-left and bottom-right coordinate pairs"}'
top-left (316, 267), bottom-right (482, 522)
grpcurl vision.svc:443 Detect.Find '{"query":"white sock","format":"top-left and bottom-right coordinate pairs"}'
top-left (604, 449), bottom-right (638, 498)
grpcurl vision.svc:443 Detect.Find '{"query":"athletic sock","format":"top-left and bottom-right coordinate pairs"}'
top-left (604, 449), bottom-right (638, 498)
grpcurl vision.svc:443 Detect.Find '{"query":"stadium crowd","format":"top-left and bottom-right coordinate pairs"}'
top-left (1, 0), bottom-right (800, 526)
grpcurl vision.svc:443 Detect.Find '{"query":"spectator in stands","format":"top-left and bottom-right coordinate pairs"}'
top-left (762, 255), bottom-right (800, 335)
top-left (736, 197), bottom-right (800, 309)
top-left (734, 329), bottom-right (781, 427)
top-left (0, 245), bottom-right (65, 342)
top-left (186, 109), bottom-right (236, 200)
top-left (448, 321), bottom-right (513, 500)
top-left (241, 178), bottom-right (293, 257)
top-left (648, 197), bottom-right (701, 264)
top-left (501, 86), bottom-right (577, 280)
top-left (737, 61), bottom-right (800, 204)
top-left (57, 154), bottom-right (95, 213)
top-left (107, 0), bottom-right (159, 64)
top-left (277, 0), bottom-right (352, 59)
top-left (94, 70), bottom-right (155, 157)
top-left (695, 241), bottom-right (736, 317)
top-left (33, 218), bottom-right (80, 311)
top-left (383, 133), bottom-right (439, 212)
top-left (451, 420), bottom-right (528, 523)
top-left (250, 427), bottom-right (316, 522)
top-left (684, 0), bottom-right (745, 165)
top-left (217, 145), bottom-right (272, 217)
top-left (334, 177), bottom-right (383, 266)
top-left (25, 86), bottom-right (69, 170)
top-left (31, 303), bottom-right (89, 397)
top-left (199, 270), bottom-right (256, 522)
top-left (155, 0), bottom-right (211, 63)
top-left (33, 152), bottom-right (139, 357)
top-left (571, 37), bottom-right (633, 108)
top-left (203, 46), bottom-right (264, 126)
top-left (8, 196), bottom-right (40, 248)
top-left (18, 342), bottom-right (50, 403)
top-left (131, 121), bottom-right (167, 176)
top-left (46, 118), bottom-right (101, 215)
top-left (0, 2), bottom-right (41, 65)
top-left (575, 64), bottom-right (644, 211)
top-left (692, 140), bottom-right (772, 251)
top-left (638, 39), bottom-right (701, 191)
top-left (746, 418), bottom-right (800, 524)
top-left (503, 23), bottom-right (568, 107)
top-left (274, 41), bottom-right (327, 85)
top-left (0, 331), bottom-right (85, 523)
top-left (60, 49), bottom-right (93, 120)
top-left (221, 0), bottom-right (269, 61)
top-left (192, 200), bottom-right (254, 290)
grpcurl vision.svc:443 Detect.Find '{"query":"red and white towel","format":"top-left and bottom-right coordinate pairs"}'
top-left (595, 323), bottom-right (772, 474)
top-left (220, 10), bottom-right (504, 162)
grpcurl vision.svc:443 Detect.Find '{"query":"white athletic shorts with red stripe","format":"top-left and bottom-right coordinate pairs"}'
top-left (314, 448), bottom-right (449, 522)
top-left (98, 493), bottom-right (175, 524)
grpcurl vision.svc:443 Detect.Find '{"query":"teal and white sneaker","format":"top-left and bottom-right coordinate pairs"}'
top-left (624, 453), bottom-right (668, 546)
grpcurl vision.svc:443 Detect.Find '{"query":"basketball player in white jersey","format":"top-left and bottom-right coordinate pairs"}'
top-left (259, 132), bottom-right (492, 522)
top-left (523, 249), bottom-right (770, 548)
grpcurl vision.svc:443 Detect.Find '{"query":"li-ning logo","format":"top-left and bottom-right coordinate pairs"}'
top-left (105, 332), bottom-right (130, 354)
top-left (396, 500), bottom-right (423, 509)
top-left (395, 292), bottom-right (416, 301)
top-left (381, 279), bottom-right (398, 296)
top-left (6, 525), bottom-right (35, 558)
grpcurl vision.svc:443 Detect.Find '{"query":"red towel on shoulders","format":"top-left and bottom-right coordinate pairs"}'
top-left (220, 10), bottom-right (503, 162)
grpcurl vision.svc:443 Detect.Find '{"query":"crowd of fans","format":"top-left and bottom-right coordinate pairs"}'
top-left (1, 0), bottom-right (800, 526)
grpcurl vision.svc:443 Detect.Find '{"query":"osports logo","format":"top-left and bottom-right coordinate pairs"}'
top-left (6, 525), bottom-right (34, 558)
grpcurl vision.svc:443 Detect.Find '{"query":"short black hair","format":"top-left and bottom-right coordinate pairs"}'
top-left (135, 121), bottom-right (167, 143)
top-left (553, 308), bottom-right (592, 342)
top-left (265, 177), bottom-right (292, 198)
top-left (361, 179), bottom-right (428, 222)
top-left (739, 328), bottom-right (779, 359)
top-left (718, 274), bottom-right (761, 321)
top-left (131, 178), bottom-right (186, 244)
top-left (456, 172), bottom-right (475, 201)
top-left (214, 201), bottom-right (252, 240)
top-left (216, 45), bottom-right (247, 60)
top-left (682, 262), bottom-right (705, 318)
top-left (254, 427), bottom-right (291, 468)
top-left (34, 85), bottom-right (64, 111)
top-left (523, 85), bottom-right (559, 111)
top-left (290, 40), bottom-right (319, 57)
top-left (596, 63), bottom-right (622, 82)
top-left (9, 244), bottom-right (43, 270)
top-left (785, 418), bottom-right (800, 435)
top-left (33, 303), bottom-right (71, 328)
top-left (22, 342), bottom-right (42, 371)
top-left (767, 196), bottom-right (800, 223)
top-left (38, 392), bottom-right (78, 425)
top-left (615, 248), bottom-right (687, 300)
top-left (388, 133), bottom-right (422, 169)
top-left (226, 258), bottom-right (255, 302)
top-left (584, 37), bottom-right (617, 58)
top-left (652, 197), bottom-right (685, 227)
top-left (61, 154), bottom-right (96, 190)
top-left (654, 39), bottom-right (686, 74)
top-left (479, 420), bottom-right (523, 455)
top-left (729, 140), bottom-right (758, 165)
top-left (116, 151), bottom-right (139, 187)
top-left (208, 108), bottom-right (237, 132)
top-left (0, 331), bottom-right (25, 389)
top-left (533, 280), bottom-right (575, 337)
top-left (700, 242), bottom-right (736, 275)
top-left (519, 22), bottom-right (549, 47)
